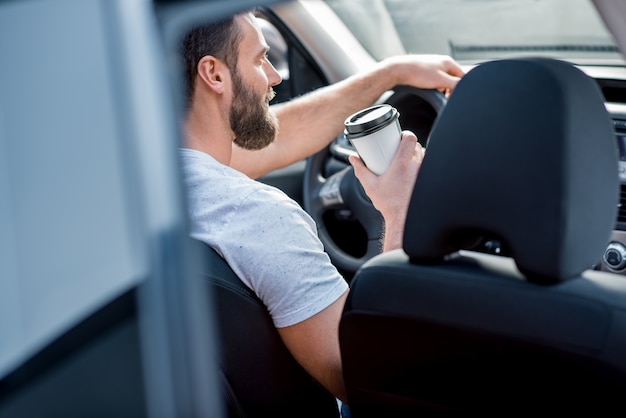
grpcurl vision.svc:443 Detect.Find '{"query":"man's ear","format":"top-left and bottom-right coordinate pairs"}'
top-left (196, 55), bottom-right (229, 94)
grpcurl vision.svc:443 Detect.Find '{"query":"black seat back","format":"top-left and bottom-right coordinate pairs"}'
top-left (339, 58), bottom-right (626, 416)
top-left (194, 240), bottom-right (339, 418)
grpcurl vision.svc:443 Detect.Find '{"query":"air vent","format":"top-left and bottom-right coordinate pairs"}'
top-left (599, 79), bottom-right (626, 104)
top-left (449, 41), bottom-right (621, 62)
top-left (452, 44), bottom-right (619, 54)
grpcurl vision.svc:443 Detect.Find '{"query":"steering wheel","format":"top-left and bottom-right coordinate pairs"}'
top-left (303, 86), bottom-right (446, 274)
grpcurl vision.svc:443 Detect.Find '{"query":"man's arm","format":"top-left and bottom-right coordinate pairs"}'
top-left (231, 54), bottom-right (463, 179)
top-left (277, 290), bottom-right (350, 402)
top-left (276, 133), bottom-right (422, 404)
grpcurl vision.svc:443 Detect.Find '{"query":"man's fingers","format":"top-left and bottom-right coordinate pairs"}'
top-left (394, 131), bottom-right (419, 161)
top-left (349, 154), bottom-right (367, 179)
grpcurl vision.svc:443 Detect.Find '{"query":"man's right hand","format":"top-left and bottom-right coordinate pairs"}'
top-left (349, 130), bottom-right (425, 252)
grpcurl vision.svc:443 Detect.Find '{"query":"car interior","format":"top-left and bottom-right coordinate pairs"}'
top-left (1, 0), bottom-right (626, 417)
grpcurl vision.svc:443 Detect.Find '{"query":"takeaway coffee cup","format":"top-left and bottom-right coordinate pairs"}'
top-left (344, 104), bottom-right (401, 175)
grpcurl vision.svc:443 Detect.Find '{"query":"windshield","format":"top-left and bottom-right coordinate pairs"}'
top-left (324, 0), bottom-right (622, 65)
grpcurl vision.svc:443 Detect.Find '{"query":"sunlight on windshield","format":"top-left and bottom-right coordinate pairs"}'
top-left (325, 0), bottom-right (620, 64)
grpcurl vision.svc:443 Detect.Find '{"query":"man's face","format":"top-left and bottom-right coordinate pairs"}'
top-left (229, 14), bottom-right (281, 151)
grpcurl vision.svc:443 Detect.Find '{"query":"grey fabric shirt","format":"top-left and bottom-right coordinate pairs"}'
top-left (180, 148), bottom-right (348, 328)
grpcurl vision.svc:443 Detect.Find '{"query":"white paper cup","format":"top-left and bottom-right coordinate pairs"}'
top-left (344, 104), bottom-right (401, 175)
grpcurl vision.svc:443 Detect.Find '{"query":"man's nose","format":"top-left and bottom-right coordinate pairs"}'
top-left (265, 60), bottom-right (282, 87)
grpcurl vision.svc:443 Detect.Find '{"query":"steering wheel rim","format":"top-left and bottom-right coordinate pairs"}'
top-left (304, 154), bottom-right (384, 273)
top-left (304, 87), bottom-right (447, 274)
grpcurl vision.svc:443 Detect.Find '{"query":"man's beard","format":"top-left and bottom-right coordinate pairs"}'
top-left (229, 69), bottom-right (279, 150)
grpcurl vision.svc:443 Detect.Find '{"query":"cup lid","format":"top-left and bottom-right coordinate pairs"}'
top-left (344, 104), bottom-right (398, 136)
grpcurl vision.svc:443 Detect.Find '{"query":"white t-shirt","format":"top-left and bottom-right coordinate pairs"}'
top-left (180, 148), bottom-right (348, 328)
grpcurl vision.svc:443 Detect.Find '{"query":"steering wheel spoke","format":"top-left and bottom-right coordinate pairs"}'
top-left (319, 167), bottom-right (348, 208)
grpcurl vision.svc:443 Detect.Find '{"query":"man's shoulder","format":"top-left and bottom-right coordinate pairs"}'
top-left (180, 148), bottom-right (257, 192)
top-left (180, 147), bottom-right (235, 177)
top-left (180, 147), bottom-right (305, 220)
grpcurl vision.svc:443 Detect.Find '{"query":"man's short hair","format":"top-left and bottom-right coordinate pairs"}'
top-left (180, 13), bottom-right (244, 105)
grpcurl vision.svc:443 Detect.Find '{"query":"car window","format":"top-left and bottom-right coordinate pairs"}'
top-left (259, 11), bottom-right (328, 103)
top-left (324, 0), bottom-right (622, 65)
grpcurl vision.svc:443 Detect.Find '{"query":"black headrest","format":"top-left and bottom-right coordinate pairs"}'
top-left (403, 57), bottom-right (619, 283)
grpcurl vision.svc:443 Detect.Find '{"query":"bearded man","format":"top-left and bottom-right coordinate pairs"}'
top-left (180, 11), bottom-right (463, 402)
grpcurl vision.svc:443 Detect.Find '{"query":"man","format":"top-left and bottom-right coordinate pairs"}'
top-left (180, 11), bottom-right (463, 402)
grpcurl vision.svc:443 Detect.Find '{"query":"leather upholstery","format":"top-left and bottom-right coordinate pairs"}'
top-left (404, 57), bottom-right (618, 282)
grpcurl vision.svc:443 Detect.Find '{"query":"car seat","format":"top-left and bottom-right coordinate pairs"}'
top-left (339, 57), bottom-right (626, 416)
top-left (193, 240), bottom-right (340, 418)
